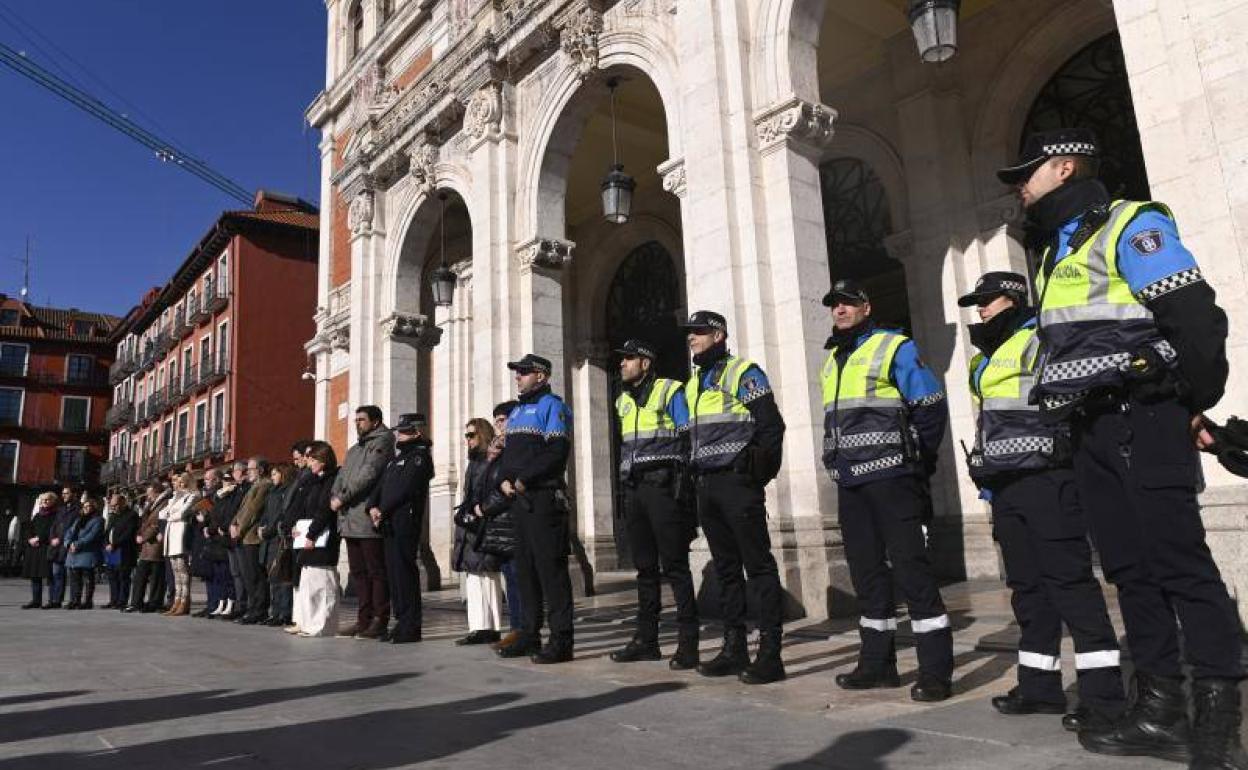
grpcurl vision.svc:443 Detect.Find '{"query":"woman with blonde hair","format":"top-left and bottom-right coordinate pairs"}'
top-left (289, 442), bottom-right (342, 637)
top-left (161, 472), bottom-right (199, 616)
top-left (20, 492), bottom-right (60, 609)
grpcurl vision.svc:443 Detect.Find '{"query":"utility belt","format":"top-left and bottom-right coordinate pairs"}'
top-left (623, 465), bottom-right (679, 488)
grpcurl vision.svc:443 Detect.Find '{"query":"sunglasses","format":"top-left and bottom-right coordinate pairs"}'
top-left (464, 432), bottom-right (477, 439)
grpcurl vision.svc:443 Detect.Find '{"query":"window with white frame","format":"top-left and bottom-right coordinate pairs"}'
top-left (212, 391), bottom-right (226, 449)
top-left (217, 252), bottom-right (229, 296)
top-left (66, 353), bottom-right (94, 384)
top-left (0, 343), bottom-right (29, 377)
top-left (61, 396), bottom-right (89, 432)
top-left (0, 387), bottom-right (23, 426)
top-left (0, 440), bottom-right (17, 482)
top-left (55, 447), bottom-right (85, 481)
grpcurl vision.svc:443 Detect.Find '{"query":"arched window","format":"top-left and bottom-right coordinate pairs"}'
top-left (348, 1), bottom-right (365, 59)
top-left (819, 158), bottom-right (912, 332)
top-left (1022, 33), bottom-right (1149, 200)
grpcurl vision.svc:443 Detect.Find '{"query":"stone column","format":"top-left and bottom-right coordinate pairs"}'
top-left (569, 339), bottom-right (616, 582)
top-left (514, 237), bottom-right (573, 395)
top-left (1114, 0), bottom-right (1248, 611)
top-left (751, 95), bottom-right (853, 618)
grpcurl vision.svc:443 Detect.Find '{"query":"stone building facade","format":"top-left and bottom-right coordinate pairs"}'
top-left (308, 0), bottom-right (1248, 618)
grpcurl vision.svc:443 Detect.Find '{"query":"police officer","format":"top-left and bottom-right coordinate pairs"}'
top-left (821, 279), bottom-right (954, 702)
top-left (681, 311), bottom-right (786, 685)
top-left (495, 353), bottom-right (576, 664)
top-left (608, 339), bottom-right (699, 669)
top-left (367, 413), bottom-right (433, 644)
top-left (960, 271), bottom-right (1125, 729)
top-left (1004, 127), bottom-right (1245, 767)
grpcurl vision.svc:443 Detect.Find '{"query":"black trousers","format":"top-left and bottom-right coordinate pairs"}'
top-left (68, 567), bottom-right (96, 605)
top-left (988, 469), bottom-right (1125, 712)
top-left (514, 489), bottom-right (574, 643)
top-left (696, 471), bottom-right (783, 637)
top-left (227, 547), bottom-right (248, 612)
top-left (130, 559), bottom-right (165, 609)
top-left (107, 564), bottom-right (134, 607)
top-left (241, 544), bottom-right (268, 618)
top-left (1073, 396), bottom-right (1243, 681)
top-left (839, 473), bottom-right (953, 679)
top-left (383, 511), bottom-right (423, 636)
top-left (623, 479), bottom-right (698, 642)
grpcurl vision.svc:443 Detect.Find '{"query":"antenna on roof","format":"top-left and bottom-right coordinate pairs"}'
top-left (20, 235), bottom-right (30, 299)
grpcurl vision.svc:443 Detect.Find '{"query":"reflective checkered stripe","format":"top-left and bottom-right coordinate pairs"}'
top-left (984, 436), bottom-right (1054, 457)
top-left (617, 378), bottom-right (684, 477)
top-left (686, 357), bottom-right (756, 472)
top-left (821, 331), bottom-right (913, 481)
top-left (1035, 200), bottom-right (1178, 409)
top-left (1044, 141), bottom-right (1097, 156)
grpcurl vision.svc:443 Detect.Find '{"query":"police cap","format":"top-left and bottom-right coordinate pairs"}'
top-left (393, 413), bottom-right (428, 432)
top-left (679, 310), bottom-right (728, 333)
top-left (506, 353), bottom-right (553, 374)
top-left (614, 339), bottom-right (658, 360)
top-left (957, 271), bottom-right (1029, 307)
top-left (997, 128), bottom-right (1100, 185)
top-left (822, 278), bottom-right (869, 306)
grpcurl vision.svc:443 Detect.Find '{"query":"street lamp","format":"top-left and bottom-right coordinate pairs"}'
top-left (601, 77), bottom-right (635, 225)
top-left (430, 191), bottom-right (456, 307)
top-left (908, 0), bottom-right (960, 64)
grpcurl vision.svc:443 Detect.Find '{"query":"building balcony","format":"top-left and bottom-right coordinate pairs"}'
top-left (181, 363), bottom-right (198, 394)
top-left (26, 369), bottom-right (110, 389)
top-left (192, 431), bottom-right (210, 460)
top-left (108, 355), bottom-right (137, 384)
top-left (187, 294), bottom-right (208, 326)
top-left (148, 390), bottom-right (168, 418)
top-left (19, 416), bottom-right (105, 437)
top-left (204, 278), bottom-right (229, 315)
top-left (105, 400), bottom-right (134, 430)
top-left (198, 351), bottom-right (229, 390)
top-left (171, 308), bottom-right (189, 340)
top-left (100, 460), bottom-right (130, 485)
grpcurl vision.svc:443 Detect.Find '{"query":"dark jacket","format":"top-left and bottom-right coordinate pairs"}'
top-left (298, 468), bottom-right (341, 568)
top-left (453, 454), bottom-right (506, 574)
top-left (257, 482), bottom-right (289, 563)
top-left (204, 486), bottom-right (245, 563)
top-left (367, 438), bottom-right (434, 532)
top-left (332, 425), bottom-right (396, 539)
top-left (20, 511), bottom-right (54, 579)
top-left (64, 513), bottom-right (105, 569)
top-left (104, 506), bottom-right (140, 568)
top-left (48, 505), bottom-right (78, 564)
top-left (137, 494), bottom-right (169, 562)
top-left (498, 384), bottom-right (571, 488)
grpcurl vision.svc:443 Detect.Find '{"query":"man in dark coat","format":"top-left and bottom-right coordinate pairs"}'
top-left (368, 413), bottom-right (434, 644)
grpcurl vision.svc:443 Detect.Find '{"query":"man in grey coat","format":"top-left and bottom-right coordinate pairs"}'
top-left (331, 406), bottom-right (396, 638)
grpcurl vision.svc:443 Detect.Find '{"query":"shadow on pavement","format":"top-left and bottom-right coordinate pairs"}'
top-left (0, 691), bottom-right (90, 709)
top-left (0, 682), bottom-right (685, 770)
top-left (772, 728), bottom-right (911, 769)
top-left (0, 673), bottom-right (417, 744)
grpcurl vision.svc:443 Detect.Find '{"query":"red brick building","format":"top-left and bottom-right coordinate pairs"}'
top-left (0, 296), bottom-right (120, 516)
top-left (102, 191), bottom-right (319, 488)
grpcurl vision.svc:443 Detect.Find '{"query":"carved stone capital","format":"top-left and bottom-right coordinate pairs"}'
top-left (347, 190), bottom-right (375, 236)
top-left (657, 157), bottom-right (686, 199)
top-left (451, 260), bottom-right (474, 288)
top-left (407, 138), bottom-right (440, 195)
top-left (559, 5), bottom-right (604, 80)
top-left (515, 237), bottom-right (575, 272)
top-left (976, 193), bottom-right (1025, 234)
top-left (381, 311), bottom-right (444, 350)
top-left (754, 96), bottom-right (837, 158)
top-left (464, 82), bottom-right (504, 146)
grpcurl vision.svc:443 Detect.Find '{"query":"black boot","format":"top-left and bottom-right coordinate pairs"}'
top-left (1079, 672), bottom-right (1191, 763)
top-left (835, 663), bottom-right (901, 690)
top-left (992, 687), bottom-right (1066, 716)
top-left (739, 632), bottom-right (786, 685)
top-left (669, 635), bottom-right (700, 671)
top-left (1062, 706), bottom-right (1116, 733)
top-left (911, 672), bottom-right (952, 702)
top-left (531, 638), bottom-right (573, 665)
top-left (610, 638), bottom-right (662, 663)
top-left (1190, 678), bottom-right (1248, 770)
top-left (697, 628), bottom-right (749, 678)
top-left (497, 634), bottom-right (540, 659)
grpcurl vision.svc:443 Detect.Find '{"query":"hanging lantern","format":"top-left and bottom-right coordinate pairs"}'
top-left (908, 0), bottom-right (960, 64)
top-left (601, 78), bottom-right (636, 224)
top-left (431, 192), bottom-right (456, 307)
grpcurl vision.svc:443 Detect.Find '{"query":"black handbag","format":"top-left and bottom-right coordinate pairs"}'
top-left (475, 509), bottom-right (516, 558)
top-left (453, 503), bottom-right (485, 534)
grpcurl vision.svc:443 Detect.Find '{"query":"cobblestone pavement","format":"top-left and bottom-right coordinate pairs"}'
top-left (0, 577), bottom-right (1187, 769)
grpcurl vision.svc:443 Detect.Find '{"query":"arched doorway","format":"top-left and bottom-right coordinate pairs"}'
top-left (604, 241), bottom-right (686, 567)
top-left (820, 157), bottom-right (912, 333)
top-left (1021, 32), bottom-right (1149, 200)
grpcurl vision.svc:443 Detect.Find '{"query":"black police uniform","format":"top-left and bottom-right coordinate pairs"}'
top-left (960, 273), bottom-right (1124, 723)
top-left (610, 339), bottom-right (699, 667)
top-left (366, 418), bottom-right (433, 643)
top-left (498, 354), bottom-right (576, 663)
top-left (1007, 128), bottom-right (1245, 765)
top-left (681, 311), bottom-right (787, 685)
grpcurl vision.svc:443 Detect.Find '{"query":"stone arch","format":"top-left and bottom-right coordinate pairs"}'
top-left (752, 0), bottom-right (827, 107)
top-left (969, 0), bottom-right (1117, 204)
top-left (517, 30), bottom-right (683, 243)
top-left (384, 161), bottom-right (475, 315)
top-left (825, 124), bottom-right (909, 234)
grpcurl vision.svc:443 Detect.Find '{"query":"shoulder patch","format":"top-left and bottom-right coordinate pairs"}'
top-left (1129, 228), bottom-right (1165, 255)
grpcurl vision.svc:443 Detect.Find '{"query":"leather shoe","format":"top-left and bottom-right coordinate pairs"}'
top-left (1063, 706), bottom-right (1114, 733)
top-left (21, 601), bottom-right (40, 609)
top-left (531, 642), bottom-right (574, 664)
top-left (237, 615), bottom-right (262, 625)
top-left (610, 638), bottom-right (662, 663)
top-left (390, 630), bottom-right (422, 644)
top-left (355, 620), bottom-right (386, 640)
top-left (992, 688), bottom-right (1066, 716)
top-left (836, 664), bottom-right (901, 690)
top-left (122, 605), bottom-right (140, 613)
top-left (911, 673), bottom-right (953, 702)
top-left (497, 637), bottom-right (540, 659)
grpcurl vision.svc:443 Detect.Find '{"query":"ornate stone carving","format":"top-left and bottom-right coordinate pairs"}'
top-left (452, 259), bottom-right (474, 288)
top-left (754, 96), bottom-right (837, 156)
top-left (464, 82), bottom-right (504, 144)
top-left (347, 190), bottom-right (375, 235)
top-left (407, 139), bottom-right (439, 195)
top-left (976, 193), bottom-right (1025, 233)
top-left (657, 157), bottom-right (686, 198)
top-left (515, 237), bottom-right (575, 271)
top-left (381, 311), bottom-right (444, 349)
top-left (560, 5), bottom-right (603, 80)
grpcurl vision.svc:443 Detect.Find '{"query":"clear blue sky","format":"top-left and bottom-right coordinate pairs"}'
top-left (0, 1), bottom-right (324, 317)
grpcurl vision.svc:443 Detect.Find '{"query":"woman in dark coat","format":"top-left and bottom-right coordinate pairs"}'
top-left (102, 493), bottom-right (140, 609)
top-left (453, 422), bottom-right (505, 645)
top-left (289, 442), bottom-right (341, 638)
top-left (258, 464), bottom-right (294, 626)
top-left (44, 499), bottom-right (78, 609)
top-left (20, 492), bottom-right (59, 609)
top-left (203, 474), bottom-right (244, 618)
top-left (64, 497), bottom-right (105, 609)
